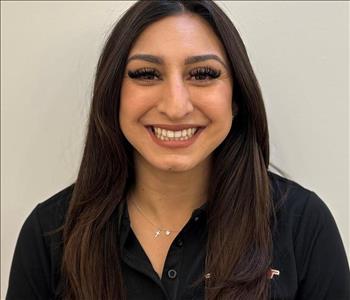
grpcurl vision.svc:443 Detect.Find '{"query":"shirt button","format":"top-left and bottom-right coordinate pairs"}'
top-left (194, 216), bottom-right (200, 222)
top-left (167, 269), bottom-right (177, 279)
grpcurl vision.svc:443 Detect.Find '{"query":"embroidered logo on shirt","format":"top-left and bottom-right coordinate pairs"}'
top-left (267, 268), bottom-right (280, 279)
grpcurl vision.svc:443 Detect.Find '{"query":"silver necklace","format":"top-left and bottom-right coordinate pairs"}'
top-left (131, 199), bottom-right (180, 238)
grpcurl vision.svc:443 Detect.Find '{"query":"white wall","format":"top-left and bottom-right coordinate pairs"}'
top-left (1, 1), bottom-right (348, 298)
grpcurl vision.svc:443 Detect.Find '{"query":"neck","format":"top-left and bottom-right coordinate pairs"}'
top-left (127, 152), bottom-right (211, 229)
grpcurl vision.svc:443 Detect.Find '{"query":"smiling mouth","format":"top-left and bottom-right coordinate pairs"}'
top-left (147, 126), bottom-right (201, 141)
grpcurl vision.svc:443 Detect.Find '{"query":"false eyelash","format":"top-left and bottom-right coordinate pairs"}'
top-left (128, 68), bottom-right (161, 80)
top-left (127, 66), bottom-right (221, 81)
top-left (189, 67), bottom-right (221, 80)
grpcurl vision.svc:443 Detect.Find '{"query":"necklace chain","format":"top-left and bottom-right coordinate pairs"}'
top-left (131, 198), bottom-right (180, 238)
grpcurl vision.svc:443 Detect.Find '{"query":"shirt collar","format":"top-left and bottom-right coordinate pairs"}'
top-left (118, 199), bottom-right (207, 253)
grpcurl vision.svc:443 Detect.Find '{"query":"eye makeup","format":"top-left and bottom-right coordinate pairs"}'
top-left (127, 66), bottom-right (221, 82)
top-left (189, 66), bottom-right (221, 80)
top-left (128, 67), bottom-right (161, 80)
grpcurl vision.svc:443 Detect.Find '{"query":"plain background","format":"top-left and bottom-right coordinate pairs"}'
top-left (1, 1), bottom-right (349, 298)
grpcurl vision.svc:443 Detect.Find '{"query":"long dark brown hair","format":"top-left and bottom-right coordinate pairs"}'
top-left (58, 0), bottom-right (277, 299)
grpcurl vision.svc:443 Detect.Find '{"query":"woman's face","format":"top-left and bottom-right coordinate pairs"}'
top-left (120, 13), bottom-right (233, 172)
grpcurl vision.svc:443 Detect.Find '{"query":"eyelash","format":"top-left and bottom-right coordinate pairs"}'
top-left (127, 66), bottom-right (221, 82)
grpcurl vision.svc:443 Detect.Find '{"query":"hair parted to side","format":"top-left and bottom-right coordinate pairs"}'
top-left (56, 1), bottom-right (276, 299)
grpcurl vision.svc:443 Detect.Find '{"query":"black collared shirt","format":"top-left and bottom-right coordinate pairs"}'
top-left (119, 199), bottom-right (208, 300)
top-left (6, 172), bottom-right (350, 300)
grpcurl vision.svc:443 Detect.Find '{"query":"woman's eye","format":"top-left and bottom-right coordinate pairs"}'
top-left (127, 68), bottom-right (161, 81)
top-left (127, 66), bottom-right (221, 83)
top-left (189, 67), bottom-right (221, 81)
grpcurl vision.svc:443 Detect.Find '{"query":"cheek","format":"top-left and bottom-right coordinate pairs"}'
top-left (119, 81), bottom-right (142, 135)
top-left (217, 81), bottom-right (233, 111)
top-left (195, 84), bottom-right (232, 120)
top-left (119, 81), bottom-right (155, 123)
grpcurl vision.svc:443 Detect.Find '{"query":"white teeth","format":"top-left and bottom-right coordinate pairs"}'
top-left (152, 126), bottom-right (199, 141)
top-left (174, 131), bottom-right (182, 138)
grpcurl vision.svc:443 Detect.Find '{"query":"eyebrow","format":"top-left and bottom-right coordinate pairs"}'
top-left (126, 54), bottom-right (229, 69)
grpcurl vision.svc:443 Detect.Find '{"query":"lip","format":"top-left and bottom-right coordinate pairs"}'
top-left (147, 124), bottom-right (205, 131)
top-left (145, 126), bottom-right (205, 149)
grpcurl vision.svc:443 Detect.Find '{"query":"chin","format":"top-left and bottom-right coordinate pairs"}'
top-left (150, 156), bottom-right (199, 173)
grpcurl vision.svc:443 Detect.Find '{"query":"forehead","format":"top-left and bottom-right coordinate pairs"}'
top-left (128, 13), bottom-right (228, 63)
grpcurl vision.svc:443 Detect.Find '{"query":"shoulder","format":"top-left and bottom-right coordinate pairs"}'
top-left (268, 170), bottom-right (329, 220)
top-left (267, 171), bottom-right (340, 252)
top-left (7, 184), bottom-right (75, 299)
top-left (268, 170), bottom-right (347, 267)
top-left (15, 184), bottom-right (75, 257)
top-left (268, 172), bottom-right (350, 298)
top-left (33, 183), bottom-right (75, 233)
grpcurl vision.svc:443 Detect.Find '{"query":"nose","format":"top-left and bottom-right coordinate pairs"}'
top-left (156, 75), bottom-right (194, 120)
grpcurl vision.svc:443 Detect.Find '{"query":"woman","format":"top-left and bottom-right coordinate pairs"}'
top-left (6, 0), bottom-right (349, 299)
